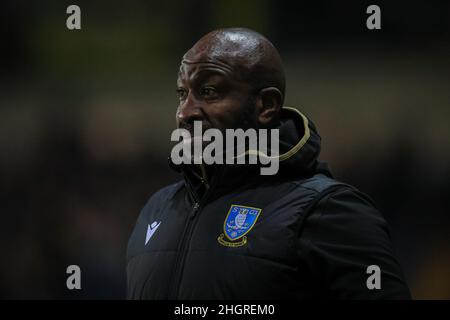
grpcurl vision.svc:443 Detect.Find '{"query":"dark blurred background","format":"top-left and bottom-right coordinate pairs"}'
top-left (0, 0), bottom-right (449, 299)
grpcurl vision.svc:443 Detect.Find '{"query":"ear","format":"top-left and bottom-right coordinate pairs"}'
top-left (256, 87), bottom-right (283, 127)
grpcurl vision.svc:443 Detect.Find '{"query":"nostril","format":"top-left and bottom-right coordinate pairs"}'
top-left (178, 105), bottom-right (203, 123)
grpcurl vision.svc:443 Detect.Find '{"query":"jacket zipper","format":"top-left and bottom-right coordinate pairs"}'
top-left (168, 200), bottom-right (201, 299)
top-left (168, 165), bottom-right (220, 299)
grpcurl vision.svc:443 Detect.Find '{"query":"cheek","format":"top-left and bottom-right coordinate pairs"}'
top-left (209, 100), bottom-right (252, 129)
top-left (208, 100), bottom-right (246, 129)
top-left (175, 107), bottom-right (181, 125)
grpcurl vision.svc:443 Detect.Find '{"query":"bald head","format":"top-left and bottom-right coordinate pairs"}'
top-left (176, 28), bottom-right (285, 131)
top-left (183, 28), bottom-right (285, 102)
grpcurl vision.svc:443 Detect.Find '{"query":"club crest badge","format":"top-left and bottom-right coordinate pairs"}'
top-left (217, 204), bottom-right (262, 247)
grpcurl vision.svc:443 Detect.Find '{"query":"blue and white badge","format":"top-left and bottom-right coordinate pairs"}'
top-left (223, 205), bottom-right (262, 241)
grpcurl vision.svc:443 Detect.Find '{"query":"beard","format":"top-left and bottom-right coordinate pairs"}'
top-left (175, 98), bottom-right (258, 164)
top-left (178, 96), bottom-right (257, 140)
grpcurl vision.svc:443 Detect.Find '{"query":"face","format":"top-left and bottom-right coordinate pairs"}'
top-left (176, 60), bottom-right (258, 135)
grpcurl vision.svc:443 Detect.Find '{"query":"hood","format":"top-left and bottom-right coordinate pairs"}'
top-left (273, 106), bottom-right (328, 176)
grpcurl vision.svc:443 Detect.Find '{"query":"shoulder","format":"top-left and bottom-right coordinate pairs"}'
top-left (126, 180), bottom-right (184, 262)
top-left (289, 173), bottom-right (382, 227)
top-left (141, 180), bottom-right (184, 212)
top-left (296, 175), bottom-right (390, 249)
top-left (292, 173), bottom-right (351, 194)
top-left (290, 173), bottom-right (367, 206)
top-left (135, 180), bottom-right (185, 228)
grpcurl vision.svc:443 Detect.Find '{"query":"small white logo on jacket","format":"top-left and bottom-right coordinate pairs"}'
top-left (145, 221), bottom-right (161, 245)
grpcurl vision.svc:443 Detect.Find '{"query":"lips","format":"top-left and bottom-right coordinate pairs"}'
top-left (180, 122), bottom-right (213, 135)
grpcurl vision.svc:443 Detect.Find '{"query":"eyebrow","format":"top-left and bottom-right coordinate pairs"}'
top-left (182, 59), bottom-right (234, 73)
top-left (178, 67), bottom-right (230, 86)
top-left (192, 68), bottom-right (228, 82)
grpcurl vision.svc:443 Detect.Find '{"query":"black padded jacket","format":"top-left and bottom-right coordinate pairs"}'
top-left (126, 107), bottom-right (411, 299)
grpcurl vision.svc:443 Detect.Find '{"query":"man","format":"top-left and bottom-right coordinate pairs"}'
top-left (126, 28), bottom-right (411, 299)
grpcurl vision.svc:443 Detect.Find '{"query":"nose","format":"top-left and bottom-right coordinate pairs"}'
top-left (177, 92), bottom-right (204, 124)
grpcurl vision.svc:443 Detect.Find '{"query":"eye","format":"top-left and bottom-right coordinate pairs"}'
top-left (200, 86), bottom-right (217, 98)
top-left (176, 88), bottom-right (188, 101)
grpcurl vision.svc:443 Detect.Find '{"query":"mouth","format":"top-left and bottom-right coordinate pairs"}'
top-left (179, 121), bottom-right (214, 135)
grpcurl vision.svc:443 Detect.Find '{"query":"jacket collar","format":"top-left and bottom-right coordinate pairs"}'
top-left (169, 106), bottom-right (331, 202)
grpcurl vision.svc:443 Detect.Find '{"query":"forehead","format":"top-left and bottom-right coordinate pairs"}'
top-left (177, 60), bottom-right (233, 83)
top-left (178, 38), bottom-right (252, 83)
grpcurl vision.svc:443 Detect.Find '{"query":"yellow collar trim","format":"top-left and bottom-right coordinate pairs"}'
top-left (243, 106), bottom-right (310, 161)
